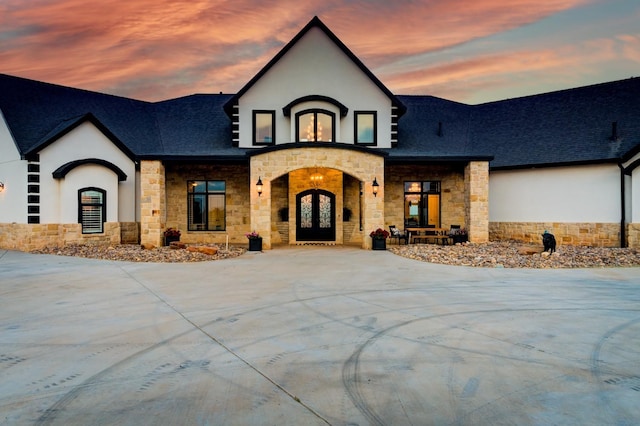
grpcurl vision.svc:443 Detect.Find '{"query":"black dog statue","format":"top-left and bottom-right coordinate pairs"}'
top-left (542, 231), bottom-right (556, 254)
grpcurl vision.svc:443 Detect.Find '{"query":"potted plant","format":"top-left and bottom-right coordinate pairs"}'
top-left (163, 228), bottom-right (181, 246)
top-left (369, 228), bottom-right (389, 250)
top-left (246, 231), bottom-right (262, 251)
top-left (450, 227), bottom-right (468, 244)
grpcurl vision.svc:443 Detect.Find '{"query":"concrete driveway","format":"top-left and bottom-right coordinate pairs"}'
top-left (1, 247), bottom-right (639, 425)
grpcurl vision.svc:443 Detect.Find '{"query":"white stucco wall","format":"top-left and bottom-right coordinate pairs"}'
top-left (38, 122), bottom-right (136, 224)
top-left (237, 26), bottom-right (392, 148)
top-left (59, 164), bottom-right (120, 223)
top-left (625, 151), bottom-right (640, 223)
top-left (490, 164), bottom-right (621, 222)
top-left (0, 110), bottom-right (28, 223)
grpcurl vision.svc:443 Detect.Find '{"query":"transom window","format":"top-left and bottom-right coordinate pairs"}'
top-left (188, 180), bottom-right (226, 231)
top-left (253, 110), bottom-right (275, 145)
top-left (296, 109), bottom-right (335, 142)
top-left (404, 181), bottom-right (441, 228)
top-left (78, 187), bottom-right (106, 234)
top-left (355, 111), bottom-right (377, 145)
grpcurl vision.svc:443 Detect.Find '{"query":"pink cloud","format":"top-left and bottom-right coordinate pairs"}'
top-left (0, 0), bottom-right (616, 102)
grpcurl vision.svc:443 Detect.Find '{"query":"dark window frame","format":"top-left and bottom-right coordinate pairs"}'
top-left (78, 187), bottom-right (106, 234)
top-left (404, 181), bottom-right (441, 228)
top-left (252, 110), bottom-right (276, 145)
top-left (187, 180), bottom-right (226, 231)
top-left (354, 111), bottom-right (377, 145)
top-left (295, 108), bottom-right (336, 142)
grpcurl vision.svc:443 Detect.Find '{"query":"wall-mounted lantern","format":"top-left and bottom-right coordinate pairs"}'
top-left (256, 177), bottom-right (263, 197)
top-left (372, 177), bottom-right (379, 197)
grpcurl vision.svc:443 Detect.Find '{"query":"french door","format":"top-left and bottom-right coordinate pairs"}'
top-left (296, 189), bottom-right (335, 241)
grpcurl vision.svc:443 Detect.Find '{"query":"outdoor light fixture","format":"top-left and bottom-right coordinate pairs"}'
top-left (372, 177), bottom-right (379, 197)
top-left (0, 181), bottom-right (4, 192)
top-left (309, 168), bottom-right (323, 189)
top-left (256, 177), bottom-right (263, 196)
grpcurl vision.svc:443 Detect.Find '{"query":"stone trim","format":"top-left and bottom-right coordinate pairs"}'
top-left (490, 222), bottom-right (622, 247)
top-left (140, 160), bottom-right (166, 247)
top-left (465, 161), bottom-right (489, 243)
top-left (250, 147), bottom-right (385, 249)
top-left (0, 222), bottom-right (122, 251)
top-left (628, 223), bottom-right (640, 248)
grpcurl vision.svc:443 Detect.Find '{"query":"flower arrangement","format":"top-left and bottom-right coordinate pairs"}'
top-left (163, 228), bottom-right (181, 238)
top-left (369, 228), bottom-right (390, 239)
top-left (245, 231), bottom-right (261, 240)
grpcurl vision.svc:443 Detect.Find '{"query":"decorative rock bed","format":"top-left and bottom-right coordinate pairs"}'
top-left (389, 241), bottom-right (640, 268)
top-left (31, 244), bottom-right (245, 263)
top-left (28, 241), bottom-right (640, 268)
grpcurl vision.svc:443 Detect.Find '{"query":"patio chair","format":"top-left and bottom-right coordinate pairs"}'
top-left (389, 225), bottom-right (408, 245)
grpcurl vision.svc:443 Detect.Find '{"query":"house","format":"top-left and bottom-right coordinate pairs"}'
top-left (1, 16), bottom-right (639, 251)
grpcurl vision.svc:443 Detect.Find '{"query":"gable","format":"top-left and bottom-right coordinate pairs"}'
top-left (224, 17), bottom-right (405, 117)
top-left (226, 18), bottom-right (404, 148)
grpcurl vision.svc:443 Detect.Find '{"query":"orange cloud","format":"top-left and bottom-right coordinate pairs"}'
top-left (0, 0), bottom-right (626, 103)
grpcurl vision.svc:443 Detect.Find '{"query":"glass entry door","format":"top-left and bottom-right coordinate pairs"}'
top-left (296, 189), bottom-right (335, 241)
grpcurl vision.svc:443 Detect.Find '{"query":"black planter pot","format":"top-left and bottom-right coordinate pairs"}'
top-left (164, 236), bottom-right (180, 246)
top-left (371, 237), bottom-right (387, 250)
top-left (248, 238), bottom-right (263, 251)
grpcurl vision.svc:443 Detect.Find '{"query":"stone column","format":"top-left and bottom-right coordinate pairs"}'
top-left (250, 159), bottom-right (272, 249)
top-left (140, 160), bottom-right (166, 247)
top-left (465, 161), bottom-right (489, 243)
top-left (362, 164), bottom-right (385, 250)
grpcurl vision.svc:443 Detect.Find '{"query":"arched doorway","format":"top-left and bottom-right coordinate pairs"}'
top-left (296, 189), bottom-right (336, 241)
top-left (249, 145), bottom-right (385, 249)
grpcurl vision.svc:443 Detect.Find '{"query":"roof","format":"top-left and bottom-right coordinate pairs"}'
top-left (0, 74), bottom-right (244, 160)
top-left (388, 95), bottom-right (480, 161)
top-left (470, 77), bottom-right (640, 169)
top-left (1, 74), bottom-right (639, 168)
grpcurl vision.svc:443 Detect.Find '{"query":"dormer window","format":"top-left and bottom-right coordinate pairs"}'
top-left (296, 109), bottom-right (335, 142)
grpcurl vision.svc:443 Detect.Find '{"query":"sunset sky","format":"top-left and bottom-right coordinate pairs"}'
top-left (1, 0), bottom-right (638, 104)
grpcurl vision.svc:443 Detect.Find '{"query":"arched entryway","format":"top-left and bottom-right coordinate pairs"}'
top-left (248, 144), bottom-right (386, 249)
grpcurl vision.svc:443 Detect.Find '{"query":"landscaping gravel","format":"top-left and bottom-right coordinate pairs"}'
top-left (32, 244), bottom-right (246, 263)
top-left (389, 241), bottom-right (640, 268)
top-left (29, 241), bottom-right (640, 268)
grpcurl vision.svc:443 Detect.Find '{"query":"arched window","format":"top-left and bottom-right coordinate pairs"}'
top-left (78, 187), bottom-right (106, 234)
top-left (296, 109), bottom-right (335, 142)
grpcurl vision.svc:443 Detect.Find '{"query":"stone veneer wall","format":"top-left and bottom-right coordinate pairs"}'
top-left (628, 223), bottom-right (640, 248)
top-left (384, 164), bottom-right (466, 230)
top-left (0, 222), bottom-right (121, 251)
top-left (120, 222), bottom-right (139, 244)
top-left (465, 162), bottom-right (489, 243)
top-left (250, 147), bottom-right (384, 249)
top-left (271, 175), bottom-right (289, 244)
top-left (164, 163), bottom-right (251, 245)
top-left (140, 160), bottom-right (166, 247)
top-left (343, 174), bottom-right (362, 244)
top-left (490, 222), bottom-right (622, 247)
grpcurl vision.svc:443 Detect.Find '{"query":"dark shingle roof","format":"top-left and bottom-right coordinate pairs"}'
top-left (0, 74), bottom-right (158, 156)
top-left (390, 95), bottom-right (480, 160)
top-left (0, 74), bottom-right (245, 160)
top-left (1, 73), bottom-right (639, 168)
top-left (470, 77), bottom-right (640, 169)
top-left (147, 94), bottom-right (248, 159)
